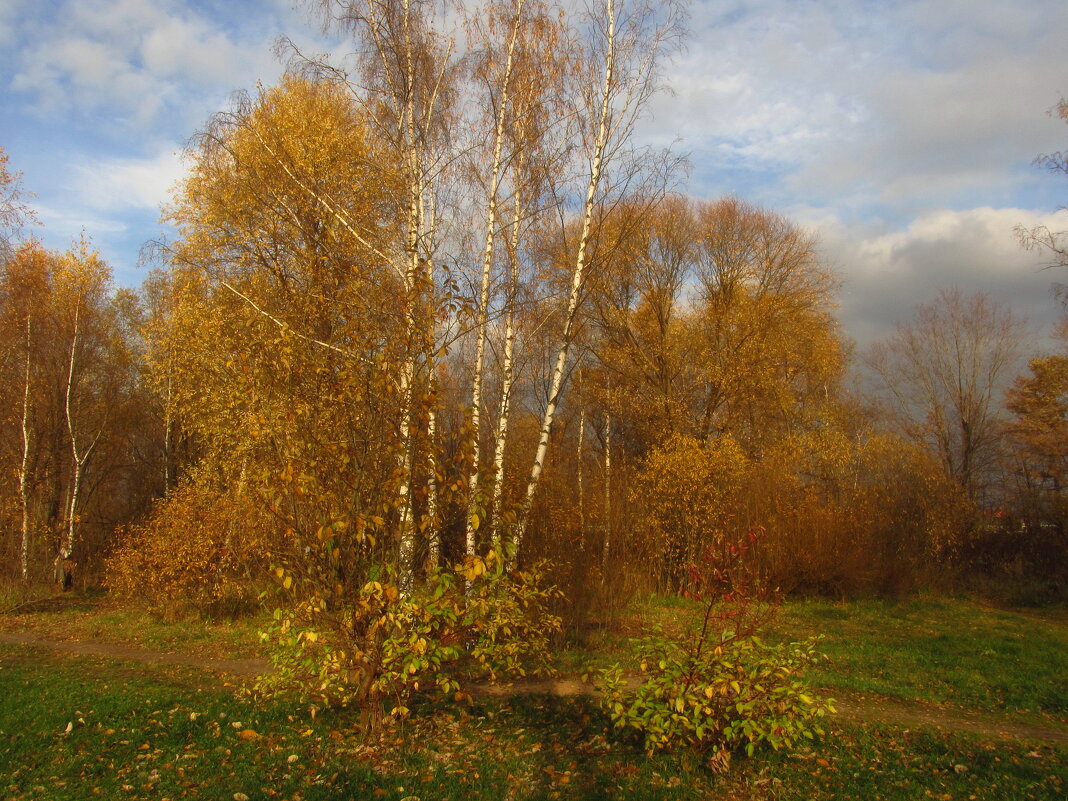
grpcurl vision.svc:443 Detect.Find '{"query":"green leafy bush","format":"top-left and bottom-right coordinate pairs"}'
top-left (600, 624), bottom-right (832, 761)
top-left (257, 547), bottom-right (562, 733)
top-left (598, 532), bottom-right (834, 766)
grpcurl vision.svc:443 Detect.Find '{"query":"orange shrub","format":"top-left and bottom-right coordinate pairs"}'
top-left (106, 482), bottom-right (271, 620)
top-left (630, 434), bottom-right (749, 591)
top-left (747, 431), bottom-right (973, 596)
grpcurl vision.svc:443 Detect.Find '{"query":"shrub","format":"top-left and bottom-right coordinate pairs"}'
top-left (631, 434), bottom-right (749, 591)
top-left (746, 431), bottom-right (973, 596)
top-left (597, 534), bottom-right (833, 766)
top-left (600, 626), bottom-right (831, 763)
top-left (105, 482), bottom-right (270, 620)
top-left (256, 547), bottom-right (562, 734)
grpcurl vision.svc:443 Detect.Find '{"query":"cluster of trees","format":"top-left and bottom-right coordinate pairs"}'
top-left (0, 161), bottom-right (160, 589)
top-left (2, 0), bottom-right (1066, 625)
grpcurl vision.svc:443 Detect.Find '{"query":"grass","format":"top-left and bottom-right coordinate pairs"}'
top-left (566, 594), bottom-right (1068, 724)
top-left (772, 597), bottom-right (1068, 720)
top-left (0, 646), bottom-right (1064, 800)
top-left (2, 593), bottom-right (1067, 799)
top-left (0, 596), bottom-right (265, 661)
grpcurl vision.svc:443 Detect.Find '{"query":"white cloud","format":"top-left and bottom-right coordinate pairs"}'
top-left (7, 0), bottom-right (283, 134)
top-left (32, 201), bottom-right (128, 236)
top-left (0, 0), bottom-right (29, 49)
top-left (73, 148), bottom-right (187, 213)
top-left (805, 206), bottom-right (1067, 349)
top-left (659, 0), bottom-right (1068, 218)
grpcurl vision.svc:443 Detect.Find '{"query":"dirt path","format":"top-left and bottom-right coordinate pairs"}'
top-left (0, 630), bottom-right (269, 676)
top-left (2, 630), bottom-right (1065, 745)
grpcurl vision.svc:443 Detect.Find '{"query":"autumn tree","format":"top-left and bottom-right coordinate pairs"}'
top-left (1005, 341), bottom-right (1068, 528)
top-left (144, 73), bottom-right (405, 595)
top-left (0, 146), bottom-right (37, 261)
top-left (1, 240), bottom-right (145, 586)
top-left (584, 196), bottom-right (843, 458)
top-left (866, 288), bottom-right (1028, 502)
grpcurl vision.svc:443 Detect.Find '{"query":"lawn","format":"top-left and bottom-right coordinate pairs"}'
top-left (569, 595), bottom-right (1068, 724)
top-left (1, 595), bottom-right (1066, 800)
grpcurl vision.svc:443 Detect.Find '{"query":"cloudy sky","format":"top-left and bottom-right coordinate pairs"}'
top-left (1, 0), bottom-right (1066, 349)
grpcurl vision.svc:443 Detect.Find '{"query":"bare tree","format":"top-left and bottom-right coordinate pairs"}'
top-left (1016, 99), bottom-right (1068, 292)
top-left (866, 288), bottom-right (1030, 502)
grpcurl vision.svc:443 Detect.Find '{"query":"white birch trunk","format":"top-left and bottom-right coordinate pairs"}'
top-left (577, 404), bottom-right (585, 533)
top-left (489, 176), bottom-right (525, 543)
top-left (18, 315), bottom-right (33, 583)
top-left (395, 0), bottom-right (423, 575)
top-left (426, 404), bottom-right (440, 571)
top-left (602, 410), bottom-right (612, 570)
top-left (518, 0), bottom-right (617, 546)
top-left (62, 304), bottom-right (81, 566)
top-left (466, 0), bottom-right (525, 556)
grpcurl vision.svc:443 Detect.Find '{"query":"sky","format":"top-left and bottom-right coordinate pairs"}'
top-left (1, 0), bottom-right (1066, 350)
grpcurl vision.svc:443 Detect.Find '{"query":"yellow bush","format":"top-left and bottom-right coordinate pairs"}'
top-left (631, 434), bottom-right (749, 590)
top-left (106, 482), bottom-right (270, 620)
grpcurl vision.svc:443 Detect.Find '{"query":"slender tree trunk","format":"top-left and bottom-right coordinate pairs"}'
top-left (489, 176), bottom-right (524, 543)
top-left (163, 363), bottom-right (173, 494)
top-left (602, 410), bottom-right (612, 571)
top-left (426, 404), bottom-right (440, 571)
top-left (60, 305), bottom-right (82, 587)
top-left (577, 404), bottom-right (585, 532)
top-left (466, 0), bottom-right (525, 556)
top-left (395, 0), bottom-right (424, 578)
top-left (519, 0), bottom-right (616, 546)
top-left (18, 314), bottom-right (33, 583)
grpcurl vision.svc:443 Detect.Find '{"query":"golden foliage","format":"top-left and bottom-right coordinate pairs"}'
top-left (106, 482), bottom-right (270, 620)
top-left (631, 434), bottom-right (749, 590)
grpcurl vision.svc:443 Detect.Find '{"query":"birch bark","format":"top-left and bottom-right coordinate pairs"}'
top-left (466, 0), bottom-right (525, 556)
top-left (519, 0), bottom-right (617, 543)
top-left (18, 314), bottom-right (33, 582)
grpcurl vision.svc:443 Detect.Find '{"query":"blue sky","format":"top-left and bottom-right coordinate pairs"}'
top-left (2, 0), bottom-right (1066, 347)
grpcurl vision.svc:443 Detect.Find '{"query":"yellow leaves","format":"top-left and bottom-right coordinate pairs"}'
top-left (460, 555), bottom-right (489, 582)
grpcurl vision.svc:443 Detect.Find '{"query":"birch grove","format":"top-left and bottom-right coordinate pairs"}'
top-left (254, 0), bottom-right (685, 578)
top-left (0, 2), bottom-right (1062, 728)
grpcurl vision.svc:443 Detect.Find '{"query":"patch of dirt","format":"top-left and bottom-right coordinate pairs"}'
top-left (0, 631), bottom-right (268, 676)
top-left (473, 678), bottom-right (1068, 744)
top-left (829, 692), bottom-right (1068, 745)
top-left (1, 627), bottom-right (1066, 746)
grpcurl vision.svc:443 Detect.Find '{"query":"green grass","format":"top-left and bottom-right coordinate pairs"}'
top-left (0, 596), bottom-right (265, 661)
top-left (1, 645), bottom-right (1065, 800)
top-left (566, 595), bottom-right (1068, 723)
top-left (771, 597), bottom-right (1068, 719)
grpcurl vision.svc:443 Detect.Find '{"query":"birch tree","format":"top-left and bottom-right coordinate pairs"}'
top-left (54, 242), bottom-right (115, 588)
top-left (518, 0), bottom-right (684, 542)
top-left (464, 0), bottom-right (526, 555)
top-left (2, 244), bottom-right (50, 582)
